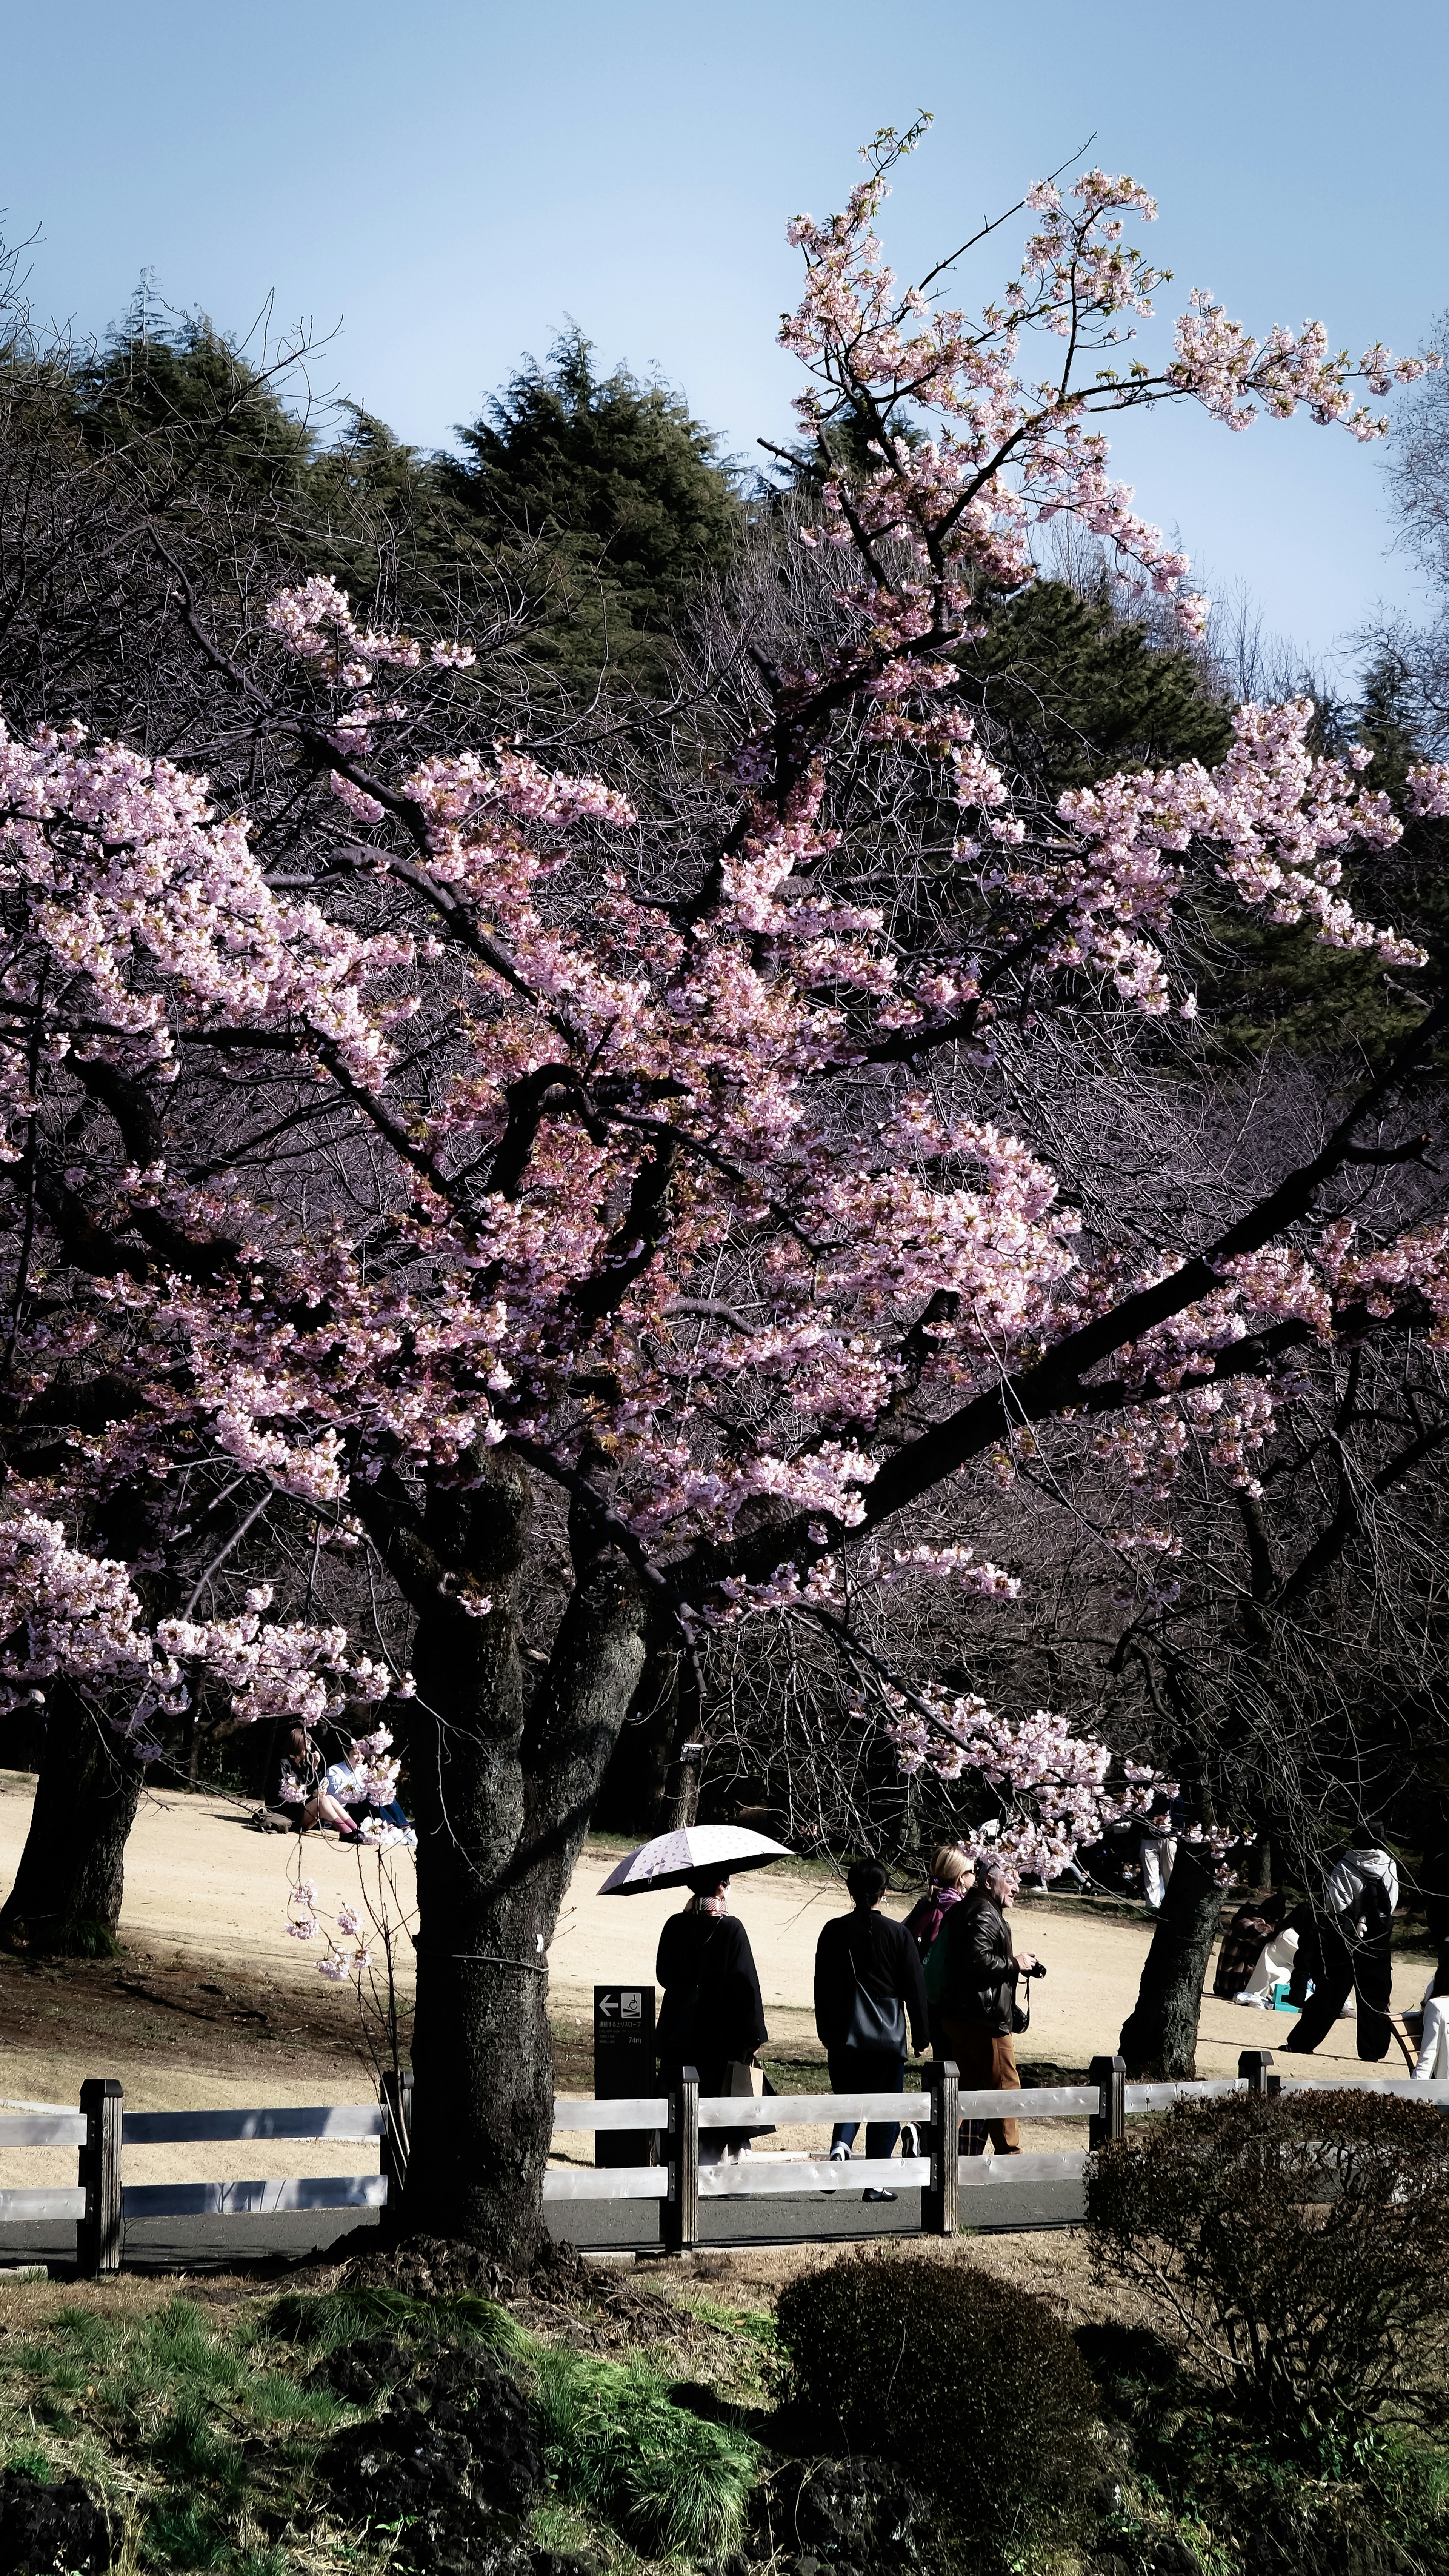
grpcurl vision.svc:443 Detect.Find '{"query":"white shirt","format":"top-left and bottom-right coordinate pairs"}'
top-left (1326, 1847), bottom-right (1399, 1918)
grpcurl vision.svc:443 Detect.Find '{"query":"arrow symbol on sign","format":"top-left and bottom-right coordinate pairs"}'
top-left (599, 1995), bottom-right (619, 2017)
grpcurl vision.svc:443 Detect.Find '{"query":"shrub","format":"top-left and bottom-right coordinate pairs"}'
top-left (1087, 2088), bottom-right (1449, 2431)
top-left (773, 2249), bottom-right (1098, 2549)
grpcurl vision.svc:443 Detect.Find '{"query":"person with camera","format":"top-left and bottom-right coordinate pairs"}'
top-left (938, 1858), bottom-right (1040, 2155)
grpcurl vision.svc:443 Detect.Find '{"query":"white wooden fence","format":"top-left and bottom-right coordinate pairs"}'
top-left (3, 2050), bottom-right (1446, 2275)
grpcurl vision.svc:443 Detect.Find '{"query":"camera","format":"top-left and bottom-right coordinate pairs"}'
top-left (1021, 1959), bottom-right (1047, 1979)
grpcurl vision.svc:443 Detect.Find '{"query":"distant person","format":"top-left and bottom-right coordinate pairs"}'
top-left (1138, 1798), bottom-right (1178, 1913)
top-left (279, 1728), bottom-right (361, 1837)
top-left (326, 1753), bottom-right (416, 1849)
top-left (1284, 1831), bottom-right (1398, 2061)
top-left (1412, 1957), bottom-right (1449, 2081)
top-left (1213, 1887), bottom-right (1295, 2005)
top-left (938, 1859), bottom-right (1038, 2155)
top-left (656, 1870), bottom-right (767, 2161)
top-left (814, 1860), bottom-right (928, 2202)
top-left (902, 1844), bottom-right (973, 2058)
top-left (1409, 1827), bottom-right (1449, 2079)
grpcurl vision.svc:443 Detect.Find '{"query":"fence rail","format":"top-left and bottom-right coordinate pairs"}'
top-left (4, 2048), bottom-right (1449, 2274)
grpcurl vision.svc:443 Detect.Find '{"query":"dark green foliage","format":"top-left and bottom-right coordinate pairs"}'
top-left (774, 2249), bottom-right (1097, 2550)
top-left (1088, 2089), bottom-right (1449, 2429)
top-left (265, 2282), bottom-right (515, 2356)
top-left (443, 327), bottom-right (743, 682)
top-left (1078, 2319), bottom-right (1449, 2576)
top-left (74, 316), bottom-right (314, 499)
top-left (966, 577), bottom-right (1235, 793)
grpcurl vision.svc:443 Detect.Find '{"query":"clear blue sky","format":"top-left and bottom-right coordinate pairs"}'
top-left (3, 0), bottom-right (1446, 676)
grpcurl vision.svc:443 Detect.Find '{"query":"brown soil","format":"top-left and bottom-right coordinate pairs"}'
top-left (0, 1944), bottom-right (377, 2085)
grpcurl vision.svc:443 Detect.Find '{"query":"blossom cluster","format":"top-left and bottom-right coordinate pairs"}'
top-left (0, 146), bottom-right (1445, 1872)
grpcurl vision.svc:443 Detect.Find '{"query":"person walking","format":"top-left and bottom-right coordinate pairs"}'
top-left (814, 1860), bottom-right (928, 2202)
top-left (1283, 1831), bottom-right (1398, 2061)
top-left (902, 1844), bottom-right (972, 2057)
top-left (655, 1869), bottom-right (768, 2160)
top-left (938, 1859), bottom-right (1038, 2155)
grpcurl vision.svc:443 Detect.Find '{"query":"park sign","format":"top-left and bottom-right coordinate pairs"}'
top-left (593, 1984), bottom-right (657, 2170)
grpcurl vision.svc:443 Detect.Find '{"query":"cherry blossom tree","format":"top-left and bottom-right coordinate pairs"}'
top-left (0, 125), bottom-right (1446, 2245)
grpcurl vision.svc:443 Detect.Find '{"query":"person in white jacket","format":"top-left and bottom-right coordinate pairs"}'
top-left (1284, 1839), bottom-right (1398, 2061)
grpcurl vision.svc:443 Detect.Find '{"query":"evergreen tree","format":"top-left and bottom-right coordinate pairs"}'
top-left (964, 577), bottom-right (1235, 791)
top-left (441, 328), bottom-right (744, 684)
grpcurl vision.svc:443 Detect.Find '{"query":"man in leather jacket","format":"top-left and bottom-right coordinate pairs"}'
top-left (938, 1861), bottom-right (1039, 2154)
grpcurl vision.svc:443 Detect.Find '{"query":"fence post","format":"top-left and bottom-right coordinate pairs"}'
top-left (1088, 2053), bottom-right (1126, 2152)
top-left (921, 2058), bottom-right (958, 2236)
top-left (1239, 2048), bottom-right (1278, 2096)
top-left (664, 2066), bottom-right (699, 2254)
top-left (77, 2078), bottom-right (122, 2279)
top-left (380, 2065), bottom-right (413, 2210)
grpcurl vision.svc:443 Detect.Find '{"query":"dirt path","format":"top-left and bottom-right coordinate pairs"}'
top-left (0, 1770), bottom-right (1430, 2188)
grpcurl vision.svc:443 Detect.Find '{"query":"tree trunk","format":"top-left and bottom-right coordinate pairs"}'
top-left (397, 1470), bottom-right (650, 2260)
top-left (0, 1686), bottom-right (143, 1953)
top-left (1116, 1845), bottom-right (1223, 2079)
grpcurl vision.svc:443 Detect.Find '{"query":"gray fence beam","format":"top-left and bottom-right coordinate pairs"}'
top-left (77, 2078), bottom-right (122, 2278)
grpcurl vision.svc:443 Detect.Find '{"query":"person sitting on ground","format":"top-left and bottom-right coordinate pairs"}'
top-left (656, 1869), bottom-right (768, 2161)
top-left (902, 1844), bottom-right (973, 2058)
top-left (1213, 1885), bottom-right (1294, 2004)
top-left (325, 1753), bottom-right (417, 1848)
top-left (1283, 1828), bottom-right (1398, 2061)
top-left (814, 1859), bottom-right (928, 2202)
top-left (938, 1858), bottom-right (1038, 2156)
top-left (280, 1727), bottom-right (361, 1838)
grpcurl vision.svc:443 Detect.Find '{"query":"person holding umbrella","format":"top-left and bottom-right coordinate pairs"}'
top-left (656, 1870), bottom-right (768, 2159)
top-left (599, 1823), bottom-right (789, 2161)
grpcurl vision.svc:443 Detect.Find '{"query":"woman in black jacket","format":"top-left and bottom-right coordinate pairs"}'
top-left (656, 1870), bottom-right (768, 2155)
top-left (939, 1862), bottom-right (1039, 2155)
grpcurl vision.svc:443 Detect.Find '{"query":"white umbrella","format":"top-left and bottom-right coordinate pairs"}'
top-left (597, 1822), bottom-right (794, 1896)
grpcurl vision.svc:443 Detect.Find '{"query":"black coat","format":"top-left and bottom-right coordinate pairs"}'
top-left (940, 1890), bottom-right (1018, 2035)
top-left (813, 1908), bottom-right (929, 2056)
top-left (655, 1907), bottom-right (767, 2071)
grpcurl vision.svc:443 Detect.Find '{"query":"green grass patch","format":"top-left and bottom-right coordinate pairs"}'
top-left (264, 2283), bottom-right (517, 2358)
top-left (532, 2348), bottom-right (758, 2560)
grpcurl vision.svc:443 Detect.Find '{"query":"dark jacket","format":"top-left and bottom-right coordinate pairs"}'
top-left (655, 1907), bottom-right (766, 2071)
top-left (813, 1907), bottom-right (929, 2056)
top-left (940, 1889), bottom-right (1018, 2035)
top-left (902, 1881), bottom-right (969, 1958)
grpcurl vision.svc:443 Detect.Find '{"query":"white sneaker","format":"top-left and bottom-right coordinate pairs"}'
top-left (829, 2142), bottom-right (851, 2161)
top-left (1234, 1993), bottom-right (1271, 2007)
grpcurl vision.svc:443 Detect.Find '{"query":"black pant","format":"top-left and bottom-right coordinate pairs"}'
top-left (828, 2048), bottom-right (904, 2159)
top-left (1283, 1921), bottom-right (1393, 2061)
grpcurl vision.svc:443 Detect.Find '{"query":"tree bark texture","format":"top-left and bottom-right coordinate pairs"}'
top-left (0, 1685), bottom-right (143, 1951)
top-left (1116, 1844), bottom-right (1224, 2079)
top-left (395, 1466), bottom-right (650, 2260)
